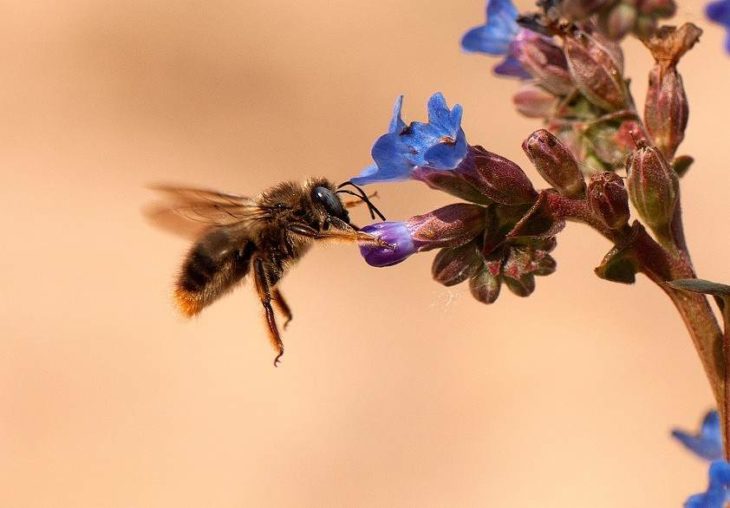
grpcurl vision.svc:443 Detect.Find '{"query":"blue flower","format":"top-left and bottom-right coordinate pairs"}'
top-left (461, 0), bottom-right (531, 78)
top-left (351, 93), bottom-right (468, 186)
top-left (358, 222), bottom-right (416, 267)
top-left (673, 410), bottom-right (724, 461)
top-left (706, 0), bottom-right (730, 53)
top-left (685, 461), bottom-right (730, 508)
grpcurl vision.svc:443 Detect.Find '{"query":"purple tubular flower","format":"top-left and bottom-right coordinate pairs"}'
top-left (351, 93), bottom-right (468, 185)
top-left (461, 0), bottom-right (531, 78)
top-left (359, 222), bottom-right (416, 267)
top-left (685, 461), bottom-right (730, 508)
top-left (359, 204), bottom-right (488, 267)
top-left (672, 410), bottom-right (724, 461)
top-left (706, 0), bottom-right (730, 53)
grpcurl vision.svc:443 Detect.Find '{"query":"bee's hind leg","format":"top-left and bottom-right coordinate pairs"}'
top-left (253, 257), bottom-right (285, 367)
top-left (272, 288), bottom-right (293, 329)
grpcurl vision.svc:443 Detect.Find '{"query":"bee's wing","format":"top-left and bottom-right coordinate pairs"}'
top-left (145, 184), bottom-right (266, 239)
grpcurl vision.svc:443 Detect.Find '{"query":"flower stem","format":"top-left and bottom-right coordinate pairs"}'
top-left (546, 192), bottom-right (726, 452)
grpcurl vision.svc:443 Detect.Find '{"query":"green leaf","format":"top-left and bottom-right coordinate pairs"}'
top-left (667, 279), bottom-right (730, 297)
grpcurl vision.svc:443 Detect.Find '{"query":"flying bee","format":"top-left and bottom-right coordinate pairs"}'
top-left (148, 178), bottom-right (390, 366)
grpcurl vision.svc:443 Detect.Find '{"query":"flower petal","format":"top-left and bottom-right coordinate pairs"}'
top-left (672, 410), bottom-right (724, 461)
top-left (461, 0), bottom-right (520, 55)
top-left (493, 55), bottom-right (531, 78)
top-left (359, 222), bottom-right (416, 267)
top-left (706, 0), bottom-right (730, 24)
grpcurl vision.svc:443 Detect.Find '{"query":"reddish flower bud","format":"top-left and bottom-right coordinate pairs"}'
top-left (522, 129), bottom-right (586, 197)
top-left (432, 242), bottom-right (483, 287)
top-left (513, 31), bottom-right (574, 96)
top-left (645, 67), bottom-right (688, 159)
top-left (412, 167), bottom-right (491, 204)
top-left (513, 84), bottom-right (557, 119)
top-left (602, 3), bottom-right (637, 40)
top-left (560, 0), bottom-right (613, 19)
top-left (642, 24), bottom-right (701, 159)
top-left (587, 172), bottom-right (630, 229)
top-left (407, 203), bottom-right (488, 251)
top-left (469, 266), bottom-right (501, 304)
top-left (563, 29), bottom-right (628, 111)
top-left (639, 0), bottom-right (677, 19)
top-left (626, 145), bottom-right (678, 231)
top-left (455, 146), bottom-right (538, 205)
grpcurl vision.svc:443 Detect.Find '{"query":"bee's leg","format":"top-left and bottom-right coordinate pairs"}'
top-left (288, 222), bottom-right (394, 249)
top-left (272, 288), bottom-right (292, 329)
top-left (253, 257), bottom-right (284, 367)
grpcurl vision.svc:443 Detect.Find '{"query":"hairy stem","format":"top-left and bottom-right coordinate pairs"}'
top-left (547, 192), bottom-right (725, 451)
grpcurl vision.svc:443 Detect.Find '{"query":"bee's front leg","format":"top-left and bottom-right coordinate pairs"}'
top-left (253, 257), bottom-right (285, 366)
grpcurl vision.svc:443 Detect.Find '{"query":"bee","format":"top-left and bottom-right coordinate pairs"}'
top-left (148, 178), bottom-right (389, 366)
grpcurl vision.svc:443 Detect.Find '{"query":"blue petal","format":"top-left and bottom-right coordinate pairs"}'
top-left (423, 133), bottom-right (468, 169)
top-left (684, 461), bottom-right (730, 508)
top-left (706, 0), bottom-right (730, 24)
top-left (672, 410), bottom-right (724, 461)
top-left (351, 134), bottom-right (413, 185)
top-left (352, 93), bottom-right (469, 185)
top-left (388, 95), bottom-right (406, 134)
top-left (493, 55), bottom-right (531, 79)
top-left (461, 0), bottom-right (520, 55)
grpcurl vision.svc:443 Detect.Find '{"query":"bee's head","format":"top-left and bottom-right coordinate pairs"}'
top-left (310, 183), bottom-right (350, 223)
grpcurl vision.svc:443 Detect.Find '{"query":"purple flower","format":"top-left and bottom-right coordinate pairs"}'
top-left (706, 0), bottom-right (730, 53)
top-left (359, 204), bottom-right (489, 267)
top-left (358, 222), bottom-right (416, 267)
top-left (685, 461), bottom-right (730, 508)
top-left (673, 410), bottom-right (724, 461)
top-left (351, 93), bottom-right (468, 185)
top-left (461, 0), bottom-right (531, 78)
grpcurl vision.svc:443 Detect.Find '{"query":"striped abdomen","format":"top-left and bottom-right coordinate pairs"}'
top-left (175, 227), bottom-right (255, 316)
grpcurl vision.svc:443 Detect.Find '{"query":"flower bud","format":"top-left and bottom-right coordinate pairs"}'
top-left (522, 129), bottom-right (586, 197)
top-left (469, 265), bottom-right (501, 304)
top-left (513, 31), bottom-right (574, 96)
top-left (642, 25), bottom-right (701, 160)
top-left (359, 205), bottom-right (487, 268)
top-left (587, 172), bottom-right (630, 229)
top-left (411, 167), bottom-right (491, 204)
top-left (407, 203), bottom-right (488, 249)
top-left (455, 145), bottom-right (537, 205)
top-left (645, 66), bottom-right (688, 159)
top-left (560, 0), bottom-right (613, 20)
top-left (563, 29), bottom-right (628, 111)
top-left (639, 0), bottom-right (677, 18)
top-left (431, 242), bottom-right (483, 287)
top-left (513, 84), bottom-right (557, 119)
top-left (602, 3), bottom-right (637, 40)
top-left (626, 145), bottom-right (678, 231)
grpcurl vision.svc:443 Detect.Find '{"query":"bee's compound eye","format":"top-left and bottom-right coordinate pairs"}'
top-left (312, 186), bottom-right (347, 220)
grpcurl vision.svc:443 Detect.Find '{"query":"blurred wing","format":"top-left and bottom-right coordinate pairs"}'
top-left (145, 184), bottom-right (265, 239)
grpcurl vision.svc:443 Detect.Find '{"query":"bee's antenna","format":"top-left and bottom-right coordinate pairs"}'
top-left (336, 181), bottom-right (387, 221)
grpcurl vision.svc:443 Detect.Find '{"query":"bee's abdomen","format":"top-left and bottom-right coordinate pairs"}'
top-left (175, 228), bottom-right (255, 317)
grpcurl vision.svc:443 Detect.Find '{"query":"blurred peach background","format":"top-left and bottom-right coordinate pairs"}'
top-left (1, 0), bottom-right (729, 506)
